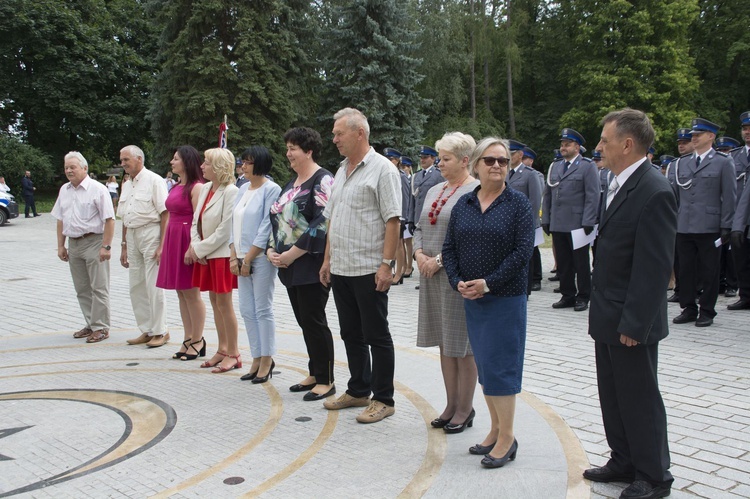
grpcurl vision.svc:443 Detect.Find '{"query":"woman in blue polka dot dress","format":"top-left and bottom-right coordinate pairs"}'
top-left (442, 137), bottom-right (534, 469)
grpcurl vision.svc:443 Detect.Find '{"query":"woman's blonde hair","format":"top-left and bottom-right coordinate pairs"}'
top-left (203, 148), bottom-right (235, 186)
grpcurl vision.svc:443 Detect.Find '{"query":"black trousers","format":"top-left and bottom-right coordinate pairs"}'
top-left (331, 274), bottom-right (395, 406)
top-left (595, 341), bottom-right (673, 487)
top-left (552, 231), bottom-right (591, 301)
top-left (720, 245), bottom-right (737, 290)
top-left (731, 240), bottom-right (750, 301)
top-left (23, 194), bottom-right (37, 216)
top-left (672, 248), bottom-right (680, 294)
top-left (287, 282), bottom-right (335, 385)
top-left (676, 232), bottom-right (720, 316)
top-left (532, 246), bottom-right (542, 283)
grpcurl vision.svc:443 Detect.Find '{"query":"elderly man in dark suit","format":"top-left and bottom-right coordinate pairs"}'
top-left (542, 128), bottom-right (600, 311)
top-left (586, 108), bottom-right (676, 499)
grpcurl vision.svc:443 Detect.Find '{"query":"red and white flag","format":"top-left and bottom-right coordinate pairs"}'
top-left (218, 115), bottom-right (228, 148)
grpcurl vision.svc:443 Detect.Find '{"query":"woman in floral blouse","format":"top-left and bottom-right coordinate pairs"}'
top-left (268, 127), bottom-right (336, 402)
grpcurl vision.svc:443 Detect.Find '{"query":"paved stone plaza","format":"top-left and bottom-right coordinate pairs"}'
top-left (1, 215), bottom-right (748, 498)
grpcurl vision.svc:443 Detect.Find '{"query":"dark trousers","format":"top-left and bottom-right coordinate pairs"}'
top-left (23, 194), bottom-right (37, 216)
top-left (672, 248), bottom-right (680, 294)
top-left (552, 231), bottom-right (591, 301)
top-left (676, 232), bottom-right (720, 317)
top-left (720, 245), bottom-right (737, 290)
top-left (595, 341), bottom-right (673, 487)
top-left (331, 273), bottom-right (395, 406)
top-left (731, 240), bottom-right (750, 301)
top-left (532, 246), bottom-right (542, 283)
top-left (287, 282), bottom-right (335, 385)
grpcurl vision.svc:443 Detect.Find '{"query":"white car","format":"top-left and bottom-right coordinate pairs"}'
top-left (0, 190), bottom-right (19, 225)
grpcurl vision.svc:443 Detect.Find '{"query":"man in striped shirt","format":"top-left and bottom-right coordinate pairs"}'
top-left (320, 107), bottom-right (402, 424)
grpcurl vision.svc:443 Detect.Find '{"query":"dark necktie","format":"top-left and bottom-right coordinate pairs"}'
top-left (563, 161), bottom-right (571, 174)
top-left (695, 155), bottom-right (701, 169)
top-left (508, 169), bottom-right (515, 180)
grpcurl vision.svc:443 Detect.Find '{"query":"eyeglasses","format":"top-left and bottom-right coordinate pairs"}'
top-left (242, 160), bottom-right (254, 166)
top-left (480, 156), bottom-right (510, 167)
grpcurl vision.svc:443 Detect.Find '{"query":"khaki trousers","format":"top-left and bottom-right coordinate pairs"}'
top-left (126, 223), bottom-right (166, 335)
top-left (68, 233), bottom-right (110, 331)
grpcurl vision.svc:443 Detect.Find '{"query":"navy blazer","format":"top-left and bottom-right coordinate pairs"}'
top-left (589, 161), bottom-right (677, 345)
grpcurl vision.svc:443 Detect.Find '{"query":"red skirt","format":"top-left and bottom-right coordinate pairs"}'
top-left (192, 257), bottom-right (238, 293)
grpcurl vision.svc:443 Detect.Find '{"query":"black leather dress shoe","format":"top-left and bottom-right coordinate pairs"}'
top-left (727, 299), bottom-right (750, 310)
top-left (619, 480), bottom-right (670, 498)
top-left (289, 382), bottom-right (316, 392)
top-left (303, 386), bottom-right (336, 401)
top-left (553, 287), bottom-right (561, 293)
top-left (552, 298), bottom-right (576, 309)
top-left (574, 300), bottom-right (588, 312)
top-left (582, 466), bottom-right (635, 483)
top-left (725, 288), bottom-right (737, 298)
top-left (548, 275), bottom-right (560, 282)
top-left (666, 293), bottom-right (679, 303)
top-left (672, 310), bottom-right (698, 324)
top-left (695, 315), bottom-right (713, 327)
top-left (531, 282), bottom-right (541, 292)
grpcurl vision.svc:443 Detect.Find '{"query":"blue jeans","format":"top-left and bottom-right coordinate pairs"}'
top-left (238, 256), bottom-right (277, 357)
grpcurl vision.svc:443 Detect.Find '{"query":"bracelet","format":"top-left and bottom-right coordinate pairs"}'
top-left (121, 241), bottom-right (127, 247)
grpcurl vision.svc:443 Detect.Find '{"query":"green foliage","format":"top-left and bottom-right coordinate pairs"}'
top-left (0, 136), bottom-right (55, 191)
top-left (320, 0), bottom-right (430, 156)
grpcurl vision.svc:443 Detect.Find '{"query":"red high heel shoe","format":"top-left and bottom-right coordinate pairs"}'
top-left (200, 351), bottom-right (227, 368)
top-left (212, 354), bottom-right (242, 373)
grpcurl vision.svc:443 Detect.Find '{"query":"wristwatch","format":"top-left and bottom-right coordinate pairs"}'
top-left (435, 253), bottom-right (443, 268)
top-left (102, 245), bottom-right (112, 251)
top-left (381, 258), bottom-right (395, 268)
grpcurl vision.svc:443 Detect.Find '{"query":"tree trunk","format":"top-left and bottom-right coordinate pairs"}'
top-left (506, 0), bottom-right (516, 137)
top-left (470, 1), bottom-right (476, 120)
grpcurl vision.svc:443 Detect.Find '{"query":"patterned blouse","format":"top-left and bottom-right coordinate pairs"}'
top-left (269, 167), bottom-right (334, 287)
top-left (442, 184), bottom-right (534, 297)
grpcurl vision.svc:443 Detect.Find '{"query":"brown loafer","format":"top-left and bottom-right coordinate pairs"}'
top-left (73, 327), bottom-right (93, 339)
top-left (146, 332), bottom-right (170, 348)
top-left (126, 332), bottom-right (151, 344)
top-left (86, 329), bottom-right (109, 343)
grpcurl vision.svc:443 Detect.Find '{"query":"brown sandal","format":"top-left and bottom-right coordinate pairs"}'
top-left (74, 327), bottom-right (93, 338)
top-left (86, 329), bottom-right (109, 343)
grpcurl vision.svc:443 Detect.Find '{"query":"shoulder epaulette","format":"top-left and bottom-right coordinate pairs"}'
top-left (730, 146), bottom-right (743, 154)
top-left (580, 157), bottom-right (593, 163)
top-left (679, 153), bottom-right (692, 159)
top-left (715, 151), bottom-right (729, 157)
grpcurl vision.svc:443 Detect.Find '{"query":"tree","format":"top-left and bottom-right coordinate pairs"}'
top-left (0, 135), bottom-right (55, 192)
top-left (319, 0), bottom-right (430, 157)
top-left (147, 0), bottom-right (317, 179)
top-left (0, 0), bottom-right (156, 181)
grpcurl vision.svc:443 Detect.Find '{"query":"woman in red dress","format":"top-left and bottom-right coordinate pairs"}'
top-left (185, 148), bottom-right (240, 373)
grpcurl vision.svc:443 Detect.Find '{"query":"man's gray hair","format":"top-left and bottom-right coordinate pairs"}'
top-left (121, 145), bottom-right (146, 165)
top-left (64, 151), bottom-right (88, 169)
top-left (600, 108), bottom-right (655, 155)
top-left (333, 108), bottom-right (370, 140)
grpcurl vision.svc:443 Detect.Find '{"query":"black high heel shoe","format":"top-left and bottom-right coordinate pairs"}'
top-left (180, 338), bottom-right (206, 361)
top-left (172, 340), bottom-right (190, 359)
top-left (481, 438), bottom-right (518, 468)
top-left (430, 416), bottom-right (452, 428)
top-left (469, 441), bottom-right (497, 455)
top-left (252, 360), bottom-right (275, 384)
top-left (443, 408), bottom-right (475, 434)
top-left (240, 369), bottom-right (259, 381)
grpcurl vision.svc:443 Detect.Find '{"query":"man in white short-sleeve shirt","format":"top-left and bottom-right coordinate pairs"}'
top-left (52, 151), bottom-right (115, 343)
top-left (319, 107), bottom-right (401, 424)
top-left (117, 145), bottom-right (169, 347)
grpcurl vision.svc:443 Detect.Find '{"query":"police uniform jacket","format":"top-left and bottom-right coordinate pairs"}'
top-left (508, 164), bottom-right (542, 227)
top-left (731, 146), bottom-right (750, 205)
top-left (412, 166), bottom-right (444, 224)
top-left (672, 149), bottom-right (736, 234)
top-left (542, 155), bottom-right (600, 232)
top-left (399, 169), bottom-right (414, 223)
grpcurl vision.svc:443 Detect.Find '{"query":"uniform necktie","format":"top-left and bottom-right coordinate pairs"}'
top-left (508, 169), bottom-right (515, 180)
top-left (695, 155), bottom-right (701, 169)
top-left (563, 161), bottom-right (571, 174)
top-left (606, 177), bottom-right (619, 209)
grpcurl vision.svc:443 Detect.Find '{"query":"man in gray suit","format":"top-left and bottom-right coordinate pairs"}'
top-left (586, 107), bottom-right (675, 499)
top-left (523, 147), bottom-right (544, 291)
top-left (729, 111), bottom-right (750, 310)
top-left (508, 140), bottom-right (542, 295)
top-left (671, 118), bottom-right (736, 327)
top-left (542, 128), bottom-right (600, 311)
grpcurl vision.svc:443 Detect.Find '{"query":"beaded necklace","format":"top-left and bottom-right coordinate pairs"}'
top-left (428, 176), bottom-right (469, 225)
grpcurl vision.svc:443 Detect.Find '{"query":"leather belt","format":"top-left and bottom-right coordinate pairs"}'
top-left (70, 232), bottom-right (98, 240)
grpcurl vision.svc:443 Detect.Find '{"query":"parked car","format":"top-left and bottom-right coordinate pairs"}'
top-left (0, 190), bottom-right (19, 225)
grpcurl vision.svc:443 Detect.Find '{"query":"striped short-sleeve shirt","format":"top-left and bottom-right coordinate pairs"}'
top-left (324, 147), bottom-right (402, 276)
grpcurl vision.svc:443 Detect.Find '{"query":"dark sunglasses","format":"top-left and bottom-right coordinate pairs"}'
top-left (480, 156), bottom-right (510, 167)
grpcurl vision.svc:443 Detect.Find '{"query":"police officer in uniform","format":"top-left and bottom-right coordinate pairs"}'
top-left (715, 136), bottom-right (742, 297)
top-left (523, 147), bottom-right (544, 291)
top-left (542, 128), bottom-right (600, 311)
top-left (728, 112), bottom-right (750, 310)
top-left (672, 119), bottom-right (736, 327)
top-left (507, 140), bottom-right (542, 295)
top-left (665, 128), bottom-right (694, 303)
top-left (411, 145), bottom-right (443, 226)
